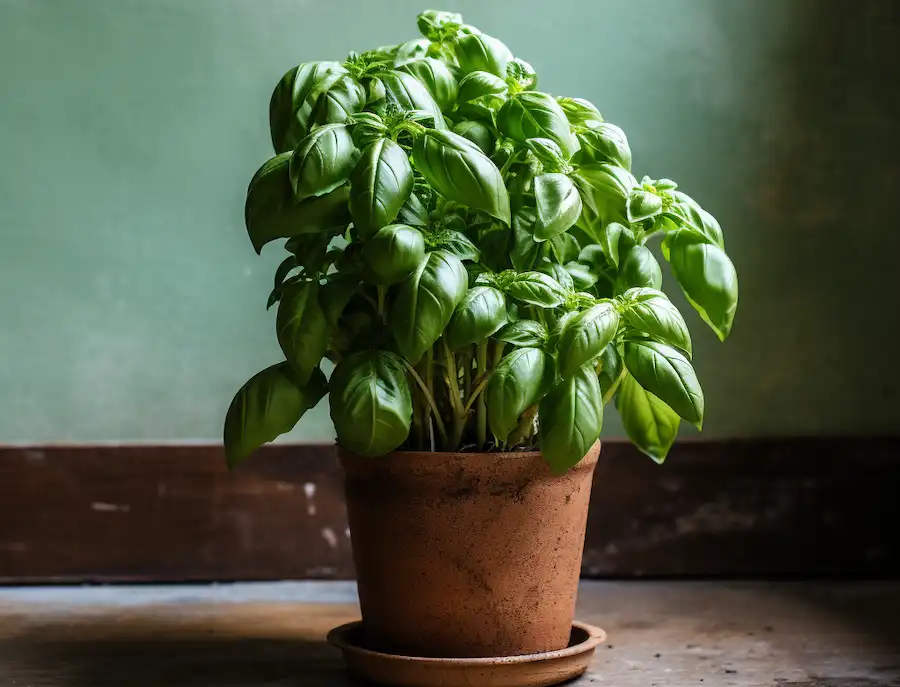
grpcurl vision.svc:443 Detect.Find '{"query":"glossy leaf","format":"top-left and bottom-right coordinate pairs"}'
top-left (416, 10), bottom-right (463, 40)
top-left (564, 261), bottom-right (597, 290)
top-left (504, 271), bottom-right (569, 308)
top-left (617, 246), bottom-right (662, 292)
top-left (549, 231), bottom-right (581, 264)
top-left (534, 173), bottom-right (583, 240)
top-left (456, 70), bottom-right (507, 103)
top-left (622, 288), bottom-right (692, 357)
top-left (616, 373), bottom-right (680, 463)
top-left (276, 280), bottom-right (328, 384)
top-left (412, 129), bottom-right (510, 224)
top-left (363, 224), bottom-right (425, 285)
top-left (320, 274), bottom-right (360, 326)
top-left (437, 230), bottom-right (481, 261)
top-left (574, 123), bottom-right (632, 170)
top-left (329, 351), bottom-right (413, 457)
top-left (494, 319), bottom-right (548, 347)
top-left (510, 209), bottom-right (539, 271)
top-left (598, 221), bottom-right (629, 268)
top-left (349, 138), bottom-right (414, 240)
top-left (578, 163), bottom-right (638, 225)
top-left (452, 120), bottom-right (496, 155)
top-left (597, 343), bottom-right (623, 398)
top-left (497, 91), bottom-right (579, 159)
top-left (627, 189), bottom-right (663, 223)
top-left (312, 75), bottom-right (365, 128)
top-left (557, 97), bottom-right (604, 129)
top-left (487, 347), bottom-right (549, 442)
top-left (454, 33), bottom-right (513, 77)
top-left (540, 262), bottom-right (575, 291)
top-left (446, 286), bottom-right (507, 349)
top-left (399, 58), bottom-right (459, 110)
top-left (269, 61), bottom-right (347, 153)
top-left (666, 229), bottom-right (738, 340)
top-left (390, 250), bottom-right (468, 363)
top-left (378, 70), bottom-right (446, 129)
top-left (526, 138), bottom-right (567, 170)
top-left (669, 191), bottom-right (725, 248)
top-left (539, 365), bottom-right (603, 473)
top-left (557, 302), bottom-right (620, 378)
top-left (289, 124), bottom-right (359, 202)
top-left (224, 363), bottom-right (327, 468)
top-left (623, 340), bottom-right (704, 426)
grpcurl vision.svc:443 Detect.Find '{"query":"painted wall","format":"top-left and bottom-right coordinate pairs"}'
top-left (1, 0), bottom-right (897, 442)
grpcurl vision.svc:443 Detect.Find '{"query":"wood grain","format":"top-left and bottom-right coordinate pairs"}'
top-left (1, 439), bottom-right (898, 582)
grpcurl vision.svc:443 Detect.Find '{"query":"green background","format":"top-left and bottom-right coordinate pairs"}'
top-left (2, 0), bottom-right (897, 443)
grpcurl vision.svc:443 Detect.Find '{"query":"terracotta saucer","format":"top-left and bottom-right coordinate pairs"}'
top-left (327, 620), bottom-right (607, 687)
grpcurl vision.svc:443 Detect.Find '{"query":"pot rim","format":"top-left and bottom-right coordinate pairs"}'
top-left (335, 441), bottom-right (601, 461)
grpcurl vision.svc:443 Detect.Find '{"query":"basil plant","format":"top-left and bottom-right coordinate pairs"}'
top-left (224, 10), bottom-right (738, 472)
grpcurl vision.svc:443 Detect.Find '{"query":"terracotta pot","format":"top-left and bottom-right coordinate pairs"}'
top-left (339, 442), bottom-right (600, 659)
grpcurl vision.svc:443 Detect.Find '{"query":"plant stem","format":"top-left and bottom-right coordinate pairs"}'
top-left (443, 341), bottom-right (466, 450)
top-left (602, 367), bottom-right (628, 406)
top-left (403, 357), bottom-right (448, 447)
top-left (507, 405), bottom-right (537, 447)
top-left (476, 341), bottom-right (488, 449)
top-left (376, 285), bottom-right (387, 324)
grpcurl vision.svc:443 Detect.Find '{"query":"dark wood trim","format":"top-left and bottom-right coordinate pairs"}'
top-left (1, 439), bottom-right (898, 582)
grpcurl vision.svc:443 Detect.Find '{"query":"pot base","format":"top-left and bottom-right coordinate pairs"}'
top-left (327, 620), bottom-right (607, 687)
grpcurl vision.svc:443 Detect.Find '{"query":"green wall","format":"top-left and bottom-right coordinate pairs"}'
top-left (2, 0), bottom-right (898, 443)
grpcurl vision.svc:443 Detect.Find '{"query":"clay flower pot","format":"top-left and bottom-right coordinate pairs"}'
top-left (339, 442), bottom-right (600, 659)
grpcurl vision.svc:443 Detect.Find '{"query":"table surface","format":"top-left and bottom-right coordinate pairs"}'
top-left (0, 581), bottom-right (898, 686)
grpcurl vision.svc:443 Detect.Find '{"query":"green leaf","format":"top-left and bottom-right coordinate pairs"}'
top-left (506, 57), bottom-right (537, 90)
top-left (539, 365), bottom-right (603, 473)
top-left (510, 209), bottom-right (539, 271)
top-left (390, 250), bottom-right (468, 363)
top-left (557, 97), bottom-right (604, 129)
top-left (312, 75), bottom-right (365, 128)
top-left (549, 231), bottom-right (581, 264)
top-left (224, 363), bottom-right (327, 468)
top-left (320, 274), bottom-right (360, 326)
top-left (378, 70), bottom-right (446, 129)
top-left (285, 229), bottom-right (338, 272)
top-left (394, 38), bottom-right (431, 65)
top-left (269, 61), bottom-right (347, 153)
top-left (494, 319), bottom-right (548, 347)
top-left (362, 224), bottom-right (426, 285)
top-left (446, 286), bottom-right (507, 350)
top-left (623, 340), bottom-right (704, 426)
top-left (436, 230), bottom-right (481, 261)
top-left (454, 33), bottom-right (513, 77)
top-left (526, 138), bottom-right (567, 170)
top-left (666, 229), bottom-right (738, 340)
top-left (412, 129), bottom-right (510, 224)
top-left (622, 288), bottom-right (692, 357)
top-left (598, 221), bottom-right (630, 269)
top-left (289, 124), bottom-right (359, 202)
top-left (504, 271), bottom-right (569, 308)
top-left (533, 173), bottom-right (583, 241)
top-left (578, 163), bottom-right (638, 225)
top-left (349, 138), bottom-right (414, 240)
top-left (557, 302), bottom-right (620, 378)
top-left (616, 373), bottom-right (680, 463)
top-left (497, 91), bottom-right (579, 159)
top-left (669, 191), bottom-right (725, 248)
top-left (540, 262), bottom-right (574, 292)
top-left (399, 58), bottom-right (459, 110)
top-left (329, 350), bottom-right (413, 457)
top-left (397, 191), bottom-right (429, 226)
top-left (456, 70), bottom-right (507, 103)
top-left (276, 280), bottom-right (328, 384)
top-left (487, 347), bottom-right (549, 442)
top-left (617, 245), bottom-right (662, 293)
top-left (627, 189), bottom-right (663, 223)
top-left (597, 343), bottom-right (623, 398)
top-left (244, 155), bottom-right (351, 254)
top-left (416, 10), bottom-right (463, 40)
top-left (452, 120), bottom-right (496, 155)
top-left (266, 256), bottom-right (300, 309)
top-left (564, 261), bottom-right (598, 290)
top-left (574, 123), bottom-right (632, 170)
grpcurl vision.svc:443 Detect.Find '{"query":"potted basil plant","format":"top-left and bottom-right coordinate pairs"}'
top-left (224, 9), bottom-right (738, 661)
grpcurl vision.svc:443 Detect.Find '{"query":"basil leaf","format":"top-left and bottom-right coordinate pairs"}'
top-left (452, 120), bottom-right (496, 155)
top-left (454, 33), bottom-right (513, 77)
top-left (269, 61), bottom-right (347, 153)
top-left (505, 271), bottom-right (569, 308)
top-left (558, 302), bottom-right (620, 378)
top-left (564, 261), bottom-right (598, 290)
top-left (549, 231), bottom-right (581, 264)
top-left (497, 91), bottom-right (579, 159)
top-left (349, 138), bottom-right (414, 240)
top-left (557, 97), bottom-right (604, 130)
top-left (626, 189), bottom-right (663, 223)
top-left (574, 123), bottom-right (632, 170)
top-left (526, 138), bottom-right (566, 170)
top-left (245, 154), bottom-right (351, 253)
top-left (534, 173), bottom-right (583, 240)
top-left (457, 70), bottom-right (507, 103)
top-left (539, 364), bottom-right (603, 473)
top-left (412, 129), bottom-right (510, 224)
top-left (391, 250), bottom-right (468, 363)
top-left (666, 229), bottom-right (738, 341)
top-left (494, 319), bottom-right (548, 347)
top-left (395, 38), bottom-right (431, 65)
top-left (416, 10), bottom-right (463, 40)
top-left (597, 343), bottom-right (623, 398)
top-left (540, 262), bottom-right (574, 292)
top-left (616, 373), bottom-right (680, 463)
top-left (224, 363), bottom-right (327, 467)
top-left (511, 209), bottom-right (539, 271)
top-left (378, 70), bottom-right (446, 129)
top-left (578, 163), bottom-right (638, 225)
top-left (399, 58), bottom-right (459, 110)
top-left (285, 229), bottom-right (337, 272)
top-left (276, 280), bottom-right (328, 384)
top-left (289, 124), bottom-right (359, 202)
top-left (598, 221), bottom-right (630, 268)
top-left (363, 224), bottom-right (426, 285)
top-left (397, 191), bottom-right (429, 226)
top-left (669, 191), bottom-right (725, 248)
top-left (329, 350), bottom-right (413, 457)
top-left (622, 287), bottom-right (692, 357)
top-left (623, 340), bottom-right (704, 427)
top-left (446, 286), bottom-right (507, 350)
top-left (617, 245), bottom-right (662, 292)
top-left (320, 274), bottom-right (360, 326)
top-left (487, 347), bottom-right (549, 442)
top-left (437, 230), bottom-right (481, 261)
top-left (266, 256), bottom-right (300, 309)
top-left (312, 75), bottom-right (365, 128)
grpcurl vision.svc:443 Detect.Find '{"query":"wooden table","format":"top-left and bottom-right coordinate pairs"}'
top-left (1, 581), bottom-right (898, 686)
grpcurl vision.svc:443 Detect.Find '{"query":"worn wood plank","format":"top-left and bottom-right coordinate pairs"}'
top-left (0, 581), bottom-right (898, 686)
top-left (1, 440), bottom-right (898, 581)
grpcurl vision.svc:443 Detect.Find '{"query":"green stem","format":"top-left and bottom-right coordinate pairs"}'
top-left (403, 357), bottom-right (448, 447)
top-left (602, 367), bottom-right (628, 406)
top-left (376, 285), bottom-right (387, 324)
top-left (443, 341), bottom-right (466, 450)
top-left (476, 341), bottom-right (488, 449)
top-left (507, 405), bottom-right (537, 447)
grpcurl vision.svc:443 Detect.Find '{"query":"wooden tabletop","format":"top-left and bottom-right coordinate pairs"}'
top-left (0, 581), bottom-right (898, 686)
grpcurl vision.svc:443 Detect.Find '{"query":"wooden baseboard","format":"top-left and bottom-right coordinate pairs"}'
top-left (1, 439), bottom-right (898, 582)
